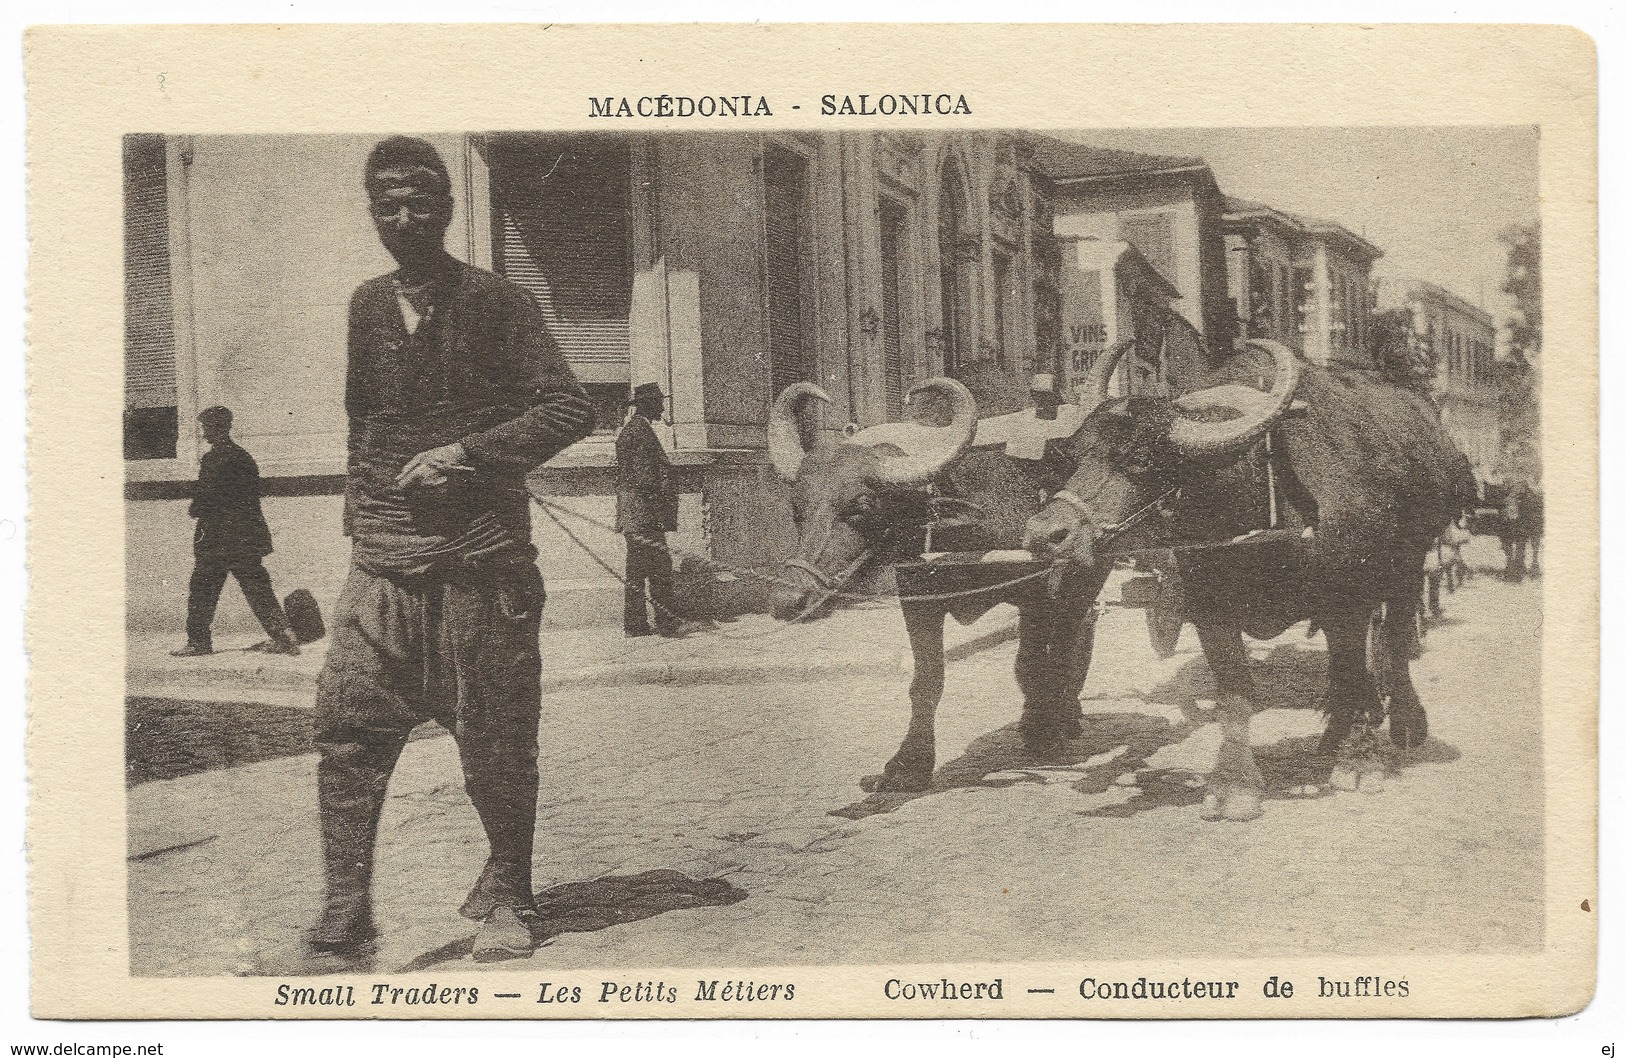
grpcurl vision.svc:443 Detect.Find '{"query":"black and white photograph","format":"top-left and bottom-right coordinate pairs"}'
top-left (22, 21), bottom-right (1598, 1028)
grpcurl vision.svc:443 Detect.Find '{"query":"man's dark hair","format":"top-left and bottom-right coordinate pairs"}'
top-left (364, 136), bottom-right (450, 194)
top-left (198, 405), bottom-right (233, 429)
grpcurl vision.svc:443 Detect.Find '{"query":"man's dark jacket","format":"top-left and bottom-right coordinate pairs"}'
top-left (190, 439), bottom-right (273, 560)
top-left (344, 259), bottom-right (595, 576)
top-left (615, 413), bottom-right (677, 533)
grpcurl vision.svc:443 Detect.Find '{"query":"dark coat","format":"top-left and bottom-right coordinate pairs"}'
top-left (190, 439), bottom-right (273, 560)
top-left (615, 413), bottom-right (677, 533)
top-left (342, 260), bottom-right (595, 575)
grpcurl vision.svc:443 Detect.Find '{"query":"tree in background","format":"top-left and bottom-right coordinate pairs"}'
top-left (1495, 220), bottom-right (1541, 486)
top-left (1371, 306), bottom-right (1437, 398)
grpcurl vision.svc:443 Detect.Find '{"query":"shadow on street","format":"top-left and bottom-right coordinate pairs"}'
top-left (831, 636), bottom-right (1459, 821)
top-left (398, 869), bottom-right (748, 972)
top-left (126, 697), bottom-right (447, 787)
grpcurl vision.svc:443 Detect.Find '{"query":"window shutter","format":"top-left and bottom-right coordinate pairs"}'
top-left (1119, 213), bottom-right (1175, 286)
top-left (124, 135), bottom-right (176, 411)
top-left (489, 138), bottom-right (631, 379)
top-left (763, 144), bottom-right (810, 393)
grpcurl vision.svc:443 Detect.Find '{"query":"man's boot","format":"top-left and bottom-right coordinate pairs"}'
top-left (306, 741), bottom-right (393, 954)
top-left (460, 745), bottom-right (541, 959)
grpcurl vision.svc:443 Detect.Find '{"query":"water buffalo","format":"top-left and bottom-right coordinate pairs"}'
top-left (1023, 338), bottom-right (1477, 821)
top-left (766, 369), bottom-right (1117, 792)
top-left (1500, 481), bottom-right (1545, 581)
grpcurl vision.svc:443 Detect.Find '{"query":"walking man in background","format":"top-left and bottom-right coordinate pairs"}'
top-left (617, 382), bottom-right (705, 638)
top-left (171, 405), bottom-right (300, 657)
top-left (267, 136), bottom-right (595, 974)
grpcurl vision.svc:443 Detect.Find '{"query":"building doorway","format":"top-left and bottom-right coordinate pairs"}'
top-left (937, 157), bottom-right (976, 377)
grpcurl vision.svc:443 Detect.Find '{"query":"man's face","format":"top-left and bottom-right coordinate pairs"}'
top-left (199, 419), bottom-right (229, 446)
top-left (637, 395), bottom-right (665, 420)
top-left (368, 166), bottom-right (452, 264)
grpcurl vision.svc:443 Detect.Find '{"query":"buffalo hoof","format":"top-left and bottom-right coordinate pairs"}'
top-left (1330, 763), bottom-right (1389, 793)
top-left (1388, 700), bottom-right (1429, 751)
top-left (1200, 786), bottom-right (1264, 822)
top-left (862, 756), bottom-right (934, 793)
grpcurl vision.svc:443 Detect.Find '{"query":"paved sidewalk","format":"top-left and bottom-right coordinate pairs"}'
top-left (127, 595), bottom-right (1036, 705)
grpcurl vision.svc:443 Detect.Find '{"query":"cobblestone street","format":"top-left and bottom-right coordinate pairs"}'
top-left (127, 561), bottom-right (1544, 977)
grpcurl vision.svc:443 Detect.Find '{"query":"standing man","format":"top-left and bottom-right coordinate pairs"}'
top-left (1030, 372), bottom-right (1061, 421)
top-left (616, 382), bottom-right (704, 638)
top-left (171, 405), bottom-right (300, 657)
top-left (273, 137), bottom-right (594, 973)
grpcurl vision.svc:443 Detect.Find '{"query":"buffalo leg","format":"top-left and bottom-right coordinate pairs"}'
top-left (874, 602), bottom-right (947, 792)
top-left (1193, 622), bottom-right (1265, 822)
top-left (1378, 580), bottom-right (1429, 753)
top-left (1053, 603), bottom-right (1099, 740)
top-left (1321, 606), bottom-right (1389, 791)
top-left (1014, 602), bottom-right (1060, 750)
top-left (1015, 596), bottom-right (1096, 751)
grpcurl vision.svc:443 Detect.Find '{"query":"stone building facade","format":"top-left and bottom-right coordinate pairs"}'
top-left (1054, 236), bottom-right (1180, 399)
top-left (1220, 196), bottom-right (1383, 368)
top-left (1404, 281), bottom-right (1501, 479)
top-left (123, 131), bottom-right (1061, 634)
top-left (1030, 139), bottom-right (1235, 352)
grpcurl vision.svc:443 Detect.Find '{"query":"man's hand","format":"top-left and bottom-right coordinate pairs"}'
top-left (396, 442), bottom-right (471, 491)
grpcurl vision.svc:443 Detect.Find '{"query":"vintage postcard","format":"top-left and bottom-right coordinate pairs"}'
top-left (24, 23), bottom-right (1597, 1020)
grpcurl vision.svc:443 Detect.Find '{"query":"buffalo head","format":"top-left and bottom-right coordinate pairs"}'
top-left (767, 377), bottom-right (977, 620)
top-left (1023, 338), bottom-right (1302, 567)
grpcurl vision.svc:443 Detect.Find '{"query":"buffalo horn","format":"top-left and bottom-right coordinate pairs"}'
top-left (1166, 338), bottom-right (1302, 458)
top-left (767, 381), bottom-right (833, 481)
top-left (860, 377), bottom-right (979, 487)
top-left (1082, 338), bottom-right (1136, 410)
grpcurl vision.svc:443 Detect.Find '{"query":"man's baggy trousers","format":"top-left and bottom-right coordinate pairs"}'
top-left (310, 561), bottom-right (545, 946)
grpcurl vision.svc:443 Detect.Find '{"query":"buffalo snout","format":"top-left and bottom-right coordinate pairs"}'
top-left (1024, 505), bottom-right (1096, 567)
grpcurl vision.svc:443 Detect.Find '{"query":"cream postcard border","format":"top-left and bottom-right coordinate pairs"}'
top-left (23, 22), bottom-right (1599, 1019)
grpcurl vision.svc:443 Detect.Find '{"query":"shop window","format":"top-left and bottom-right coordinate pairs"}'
top-left (488, 134), bottom-right (632, 432)
top-left (763, 143), bottom-right (815, 393)
top-left (1291, 266), bottom-right (1315, 336)
top-left (879, 198), bottom-right (908, 418)
top-left (1248, 254), bottom-right (1274, 337)
top-left (123, 134), bottom-right (178, 460)
top-left (1119, 212), bottom-right (1175, 287)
